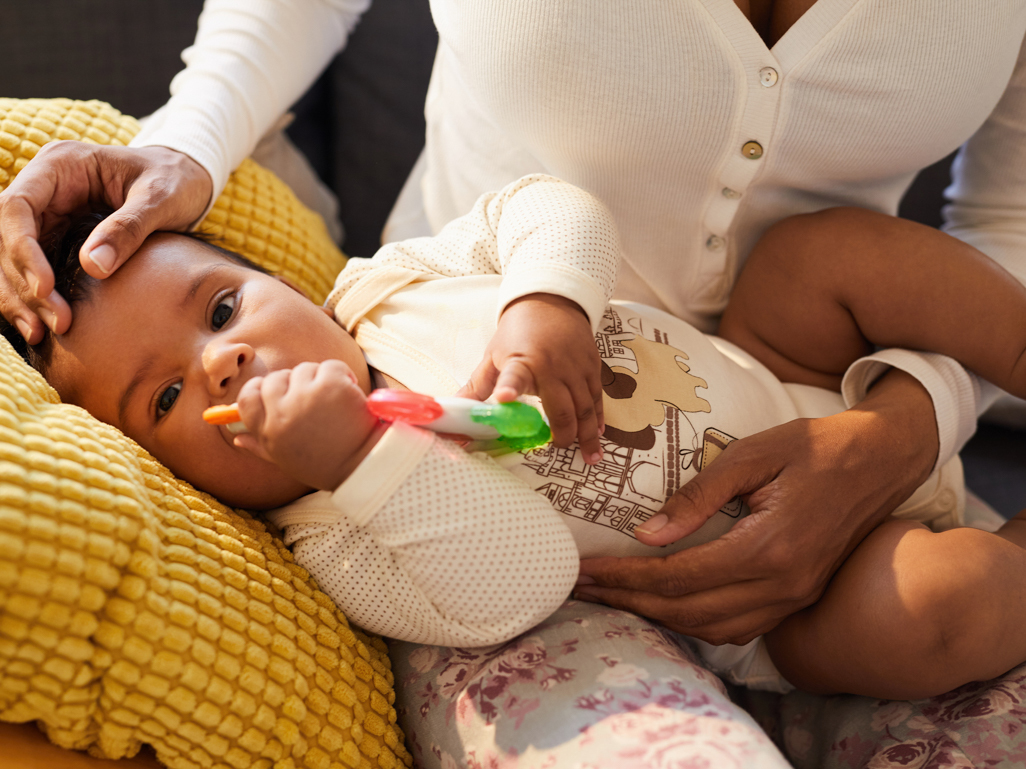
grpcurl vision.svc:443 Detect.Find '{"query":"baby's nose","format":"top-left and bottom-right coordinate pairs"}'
top-left (202, 342), bottom-right (252, 394)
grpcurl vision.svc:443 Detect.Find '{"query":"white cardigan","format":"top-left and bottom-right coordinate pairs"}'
top-left (132, 0), bottom-right (1026, 467)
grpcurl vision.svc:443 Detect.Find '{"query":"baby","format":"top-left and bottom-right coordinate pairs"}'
top-left (5, 175), bottom-right (1026, 700)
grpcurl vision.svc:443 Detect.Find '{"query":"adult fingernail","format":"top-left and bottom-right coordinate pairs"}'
top-left (37, 307), bottom-right (58, 334)
top-left (575, 574), bottom-right (595, 586)
top-left (636, 514), bottom-right (668, 535)
top-left (24, 269), bottom-right (41, 298)
top-left (586, 451), bottom-right (602, 465)
top-left (14, 317), bottom-right (32, 342)
top-left (89, 244), bottom-right (116, 274)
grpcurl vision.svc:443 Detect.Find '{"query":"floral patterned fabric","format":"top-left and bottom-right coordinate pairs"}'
top-left (736, 664), bottom-right (1026, 769)
top-left (389, 599), bottom-right (791, 768)
top-left (390, 598), bottom-right (1026, 769)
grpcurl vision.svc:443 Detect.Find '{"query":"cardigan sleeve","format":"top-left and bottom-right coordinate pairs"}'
top-left (329, 174), bottom-right (621, 332)
top-left (267, 423), bottom-right (579, 647)
top-left (912, 31), bottom-right (1026, 453)
top-left (130, 0), bottom-right (370, 214)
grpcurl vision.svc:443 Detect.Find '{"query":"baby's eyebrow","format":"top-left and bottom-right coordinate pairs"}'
top-left (118, 351), bottom-right (159, 427)
top-left (180, 263), bottom-right (234, 310)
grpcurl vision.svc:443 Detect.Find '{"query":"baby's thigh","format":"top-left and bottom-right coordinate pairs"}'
top-left (389, 599), bottom-right (791, 768)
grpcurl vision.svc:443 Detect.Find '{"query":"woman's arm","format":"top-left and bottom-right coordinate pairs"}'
top-left (131, 0), bottom-right (370, 216)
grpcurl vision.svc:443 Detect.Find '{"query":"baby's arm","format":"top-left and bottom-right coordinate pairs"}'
top-left (271, 423), bottom-right (580, 647)
top-left (232, 360), bottom-right (579, 646)
top-left (330, 175), bottom-right (622, 456)
top-left (719, 207), bottom-right (1026, 399)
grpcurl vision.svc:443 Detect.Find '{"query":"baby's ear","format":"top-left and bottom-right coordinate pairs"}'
top-left (274, 274), bottom-right (308, 297)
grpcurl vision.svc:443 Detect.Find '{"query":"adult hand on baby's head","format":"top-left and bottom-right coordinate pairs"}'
top-left (0, 141), bottom-right (212, 344)
top-left (457, 292), bottom-right (605, 464)
top-left (233, 360), bottom-right (382, 492)
top-left (575, 369), bottom-right (939, 645)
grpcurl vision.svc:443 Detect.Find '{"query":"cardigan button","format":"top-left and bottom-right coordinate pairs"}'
top-left (742, 141), bottom-right (764, 159)
top-left (706, 235), bottom-right (725, 251)
top-left (721, 187), bottom-right (742, 199)
top-left (759, 67), bottom-right (779, 87)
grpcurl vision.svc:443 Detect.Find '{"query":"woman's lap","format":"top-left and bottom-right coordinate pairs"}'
top-left (388, 599), bottom-right (790, 768)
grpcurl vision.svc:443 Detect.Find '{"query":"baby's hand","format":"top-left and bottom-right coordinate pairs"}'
top-left (232, 360), bottom-right (381, 491)
top-left (459, 293), bottom-right (604, 464)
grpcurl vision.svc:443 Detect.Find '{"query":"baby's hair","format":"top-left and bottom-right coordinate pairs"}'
top-left (0, 212), bottom-right (270, 374)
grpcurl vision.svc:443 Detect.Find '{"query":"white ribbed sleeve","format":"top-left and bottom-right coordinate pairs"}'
top-left (130, 0), bottom-right (368, 211)
top-left (944, 35), bottom-right (1026, 290)
top-left (840, 350), bottom-right (982, 472)
top-left (329, 175), bottom-right (620, 332)
top-left (268, 424), bottom-right (579, 647)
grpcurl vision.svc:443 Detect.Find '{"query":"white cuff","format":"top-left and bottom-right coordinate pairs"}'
top-left (841, 350), bottom-right (980, 472)
top-left (330, 422), bottom-right (435, 526)
top-left (497, 265), bottom-right (609, 332)
top-left (130, 102), bottom-right (229, 226)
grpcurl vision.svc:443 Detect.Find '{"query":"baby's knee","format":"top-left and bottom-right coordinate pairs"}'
top-left (891, 527), bottom-right (1020, 668)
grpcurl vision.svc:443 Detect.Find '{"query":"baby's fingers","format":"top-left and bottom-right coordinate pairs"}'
top-left (457, 357), bottom-right (500, 401)
top-left (571, 380), bottom-right (603, 466)
top-left (232, 433), bottom-right (274, 463)
top-left (236, 375), bottom-right (268, 434)
top-left (492, 359), bottom-right (536, 403)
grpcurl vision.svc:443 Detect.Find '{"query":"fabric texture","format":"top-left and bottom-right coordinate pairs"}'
top-left (389, 599), bottom-right (793, 769)
top-left (0, 98), bottom-right (407, 768)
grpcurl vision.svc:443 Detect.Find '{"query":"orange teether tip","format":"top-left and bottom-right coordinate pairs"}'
top-left (203, 404), bottom-right (241, 425)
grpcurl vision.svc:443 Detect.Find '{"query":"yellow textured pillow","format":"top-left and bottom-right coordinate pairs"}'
top-left (0, 99), bottom-right (411, 769)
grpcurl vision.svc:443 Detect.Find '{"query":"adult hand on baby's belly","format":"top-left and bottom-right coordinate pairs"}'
top-left (575, 369), bottom-right (939, 645)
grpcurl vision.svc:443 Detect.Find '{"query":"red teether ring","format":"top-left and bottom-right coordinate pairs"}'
top-left (367, 390), bottom-right (444, 424)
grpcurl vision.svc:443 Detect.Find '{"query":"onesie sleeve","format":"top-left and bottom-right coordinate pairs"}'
top-left (268, 423), bottom-right (580, 647)
top-left (329, 174), bottom-right (622, 332)
top-left (130, 0), bottom-right (370, 217)
top-left (840, 350), bottom-right (983, 473)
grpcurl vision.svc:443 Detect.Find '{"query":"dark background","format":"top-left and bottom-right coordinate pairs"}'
top-left (5, 0), bottom-right (1023, 515)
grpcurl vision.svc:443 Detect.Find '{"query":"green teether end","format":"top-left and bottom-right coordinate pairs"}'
top-left (469, 401), bottom-right (546, 437)
top-left (496, 422), bottom-right (552, 451)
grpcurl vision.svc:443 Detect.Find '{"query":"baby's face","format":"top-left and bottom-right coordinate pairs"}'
top-left (48, 234), bottom-right (370, 509)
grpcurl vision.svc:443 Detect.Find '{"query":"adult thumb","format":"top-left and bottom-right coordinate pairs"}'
top-left (634, 446), bottom-right (769, 546)
top-left (78, 194), bottom-right (163, 278)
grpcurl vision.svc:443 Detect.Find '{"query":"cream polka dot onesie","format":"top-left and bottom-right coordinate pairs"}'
top-left (265, 176), bottom-right (965, 690)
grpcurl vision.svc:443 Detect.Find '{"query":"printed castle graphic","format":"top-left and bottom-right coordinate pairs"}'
top-left (514, 307), bottom-right (742, 540)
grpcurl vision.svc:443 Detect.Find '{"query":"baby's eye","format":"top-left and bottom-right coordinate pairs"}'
top-left (212, 295), bottom-right (236, 330)
top-left (157, 382), bottom-right (182, 418)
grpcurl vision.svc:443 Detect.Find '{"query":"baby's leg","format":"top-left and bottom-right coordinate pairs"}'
top-left (720, 207), bottom-right (1026, 396)
top-left (765, 512), bottom-right (1026, 699)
